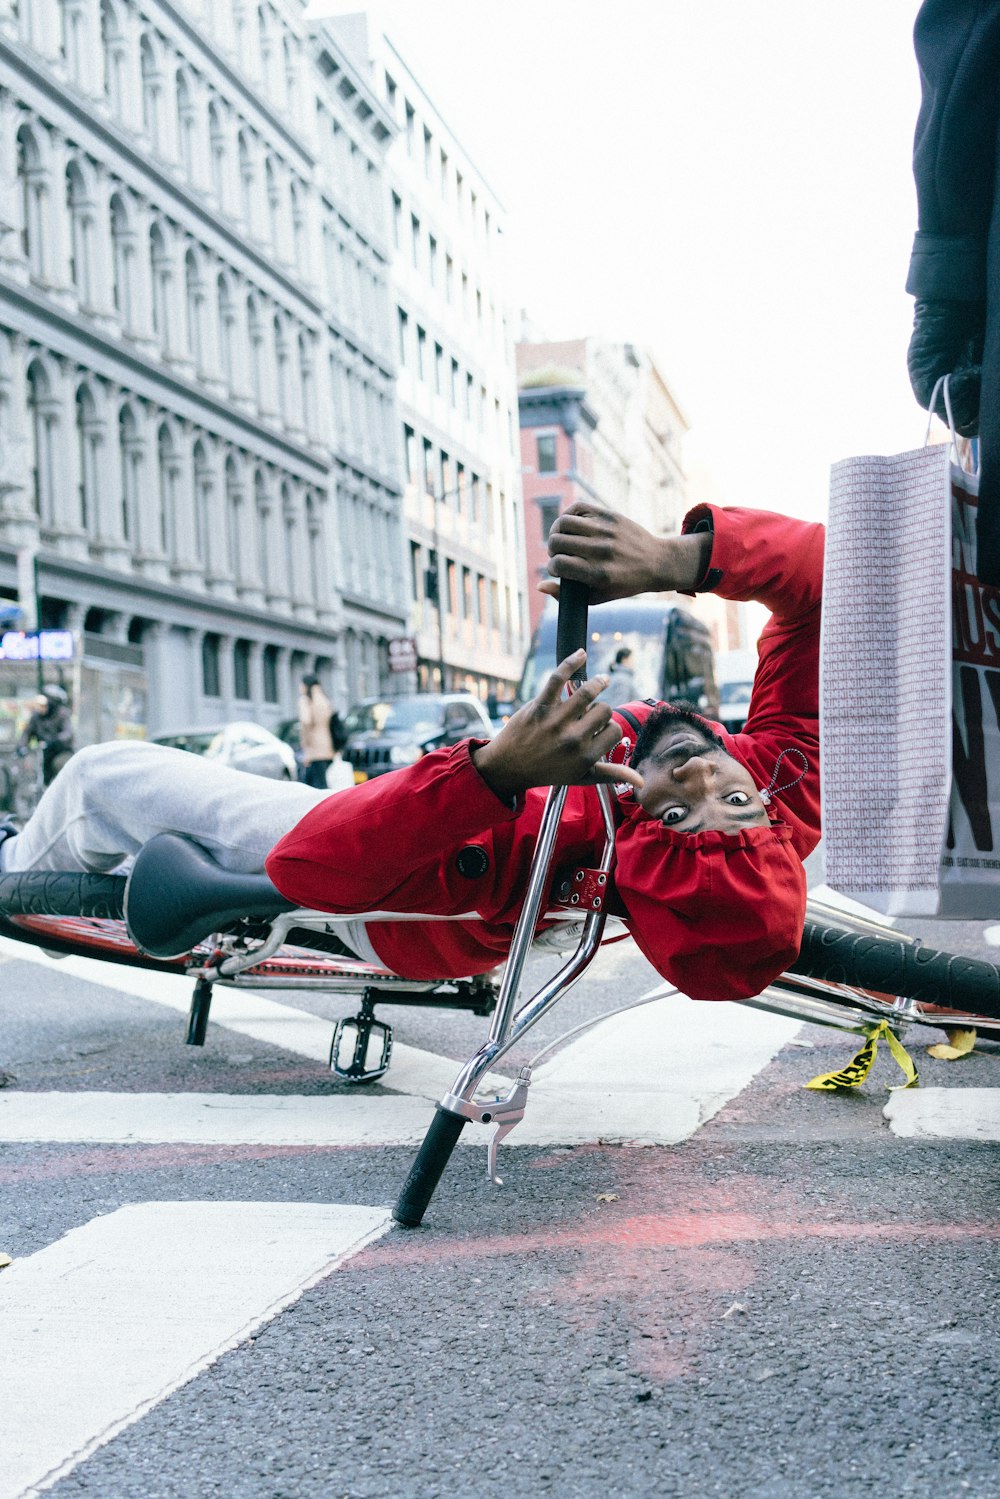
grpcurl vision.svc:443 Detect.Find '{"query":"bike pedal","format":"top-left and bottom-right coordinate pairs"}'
top-left (330, 1010), bottom-right (393, 1083)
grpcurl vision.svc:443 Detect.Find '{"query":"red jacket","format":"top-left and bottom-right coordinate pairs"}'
top-left (266, 506), bottom-right (824, 999)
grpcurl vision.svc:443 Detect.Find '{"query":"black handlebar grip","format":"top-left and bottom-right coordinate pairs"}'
top-left (556, 579), bottom-right (590, 686)
top-left (392, 1106), bottom-right (467, 1227)
top-left (0, 871), bottom-right (126, 920)
top-left (791, 920), bottom-right (1000, 1021)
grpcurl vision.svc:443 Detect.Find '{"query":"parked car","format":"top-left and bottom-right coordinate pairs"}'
top-left (274, 717), bottom-right (305, 777)
top-left (343, 693), bottom-right (494, 781)
top-left (152, 721), bottom-right (297, 780)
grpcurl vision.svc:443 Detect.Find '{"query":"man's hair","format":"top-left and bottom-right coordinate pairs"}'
top-left (302, 673), bottom-right (321, 690)
top-left (630, 704), bottom-right (725, 769)
top-left (614, 647), bottom-right (633, 666)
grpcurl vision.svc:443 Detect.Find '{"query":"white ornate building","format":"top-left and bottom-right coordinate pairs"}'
top-left (326, 12), bottom-right (528, 701)
top-left (0, 0), bottom-right (407, 736)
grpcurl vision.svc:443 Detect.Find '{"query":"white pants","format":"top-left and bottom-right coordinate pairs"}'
top-left (0, 741), bottom-right (387, 965)
top-left (1, 740), bottom-right (328, 874)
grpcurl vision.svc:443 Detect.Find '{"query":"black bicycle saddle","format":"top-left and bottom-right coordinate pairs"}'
top-left (124, 832), bottom-right (296, 960)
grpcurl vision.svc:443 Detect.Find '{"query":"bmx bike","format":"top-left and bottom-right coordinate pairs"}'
top-left (2, 581), bottom-right (1000, 1226)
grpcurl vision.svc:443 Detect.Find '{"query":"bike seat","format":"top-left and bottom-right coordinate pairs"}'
top-left (124, 832), bottom-right (296, 959)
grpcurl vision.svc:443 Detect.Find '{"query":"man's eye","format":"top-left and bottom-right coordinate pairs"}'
top-left (725, 791), bottom-right (751, 806)
top-left (662, 806), bottom-right (687, 825)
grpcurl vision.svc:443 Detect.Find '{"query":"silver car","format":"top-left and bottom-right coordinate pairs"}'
top-left (152, 721), bottom-right (298, 780)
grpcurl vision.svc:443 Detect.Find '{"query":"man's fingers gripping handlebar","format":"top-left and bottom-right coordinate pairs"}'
top-left (472, 650), bottom-right (643, 803)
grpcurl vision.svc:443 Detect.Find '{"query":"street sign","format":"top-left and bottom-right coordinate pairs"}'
top-left (387, 636), bottom-right (418, 674)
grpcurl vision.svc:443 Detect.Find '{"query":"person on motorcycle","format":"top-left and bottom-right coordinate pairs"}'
top-left (18, 684), bottom-right (75, 786)
top-left (0, 502), bottom-right (822, 1003)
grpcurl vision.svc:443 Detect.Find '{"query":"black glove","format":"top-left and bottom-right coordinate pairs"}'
top-left (907, 299), bottom-right (984, 436)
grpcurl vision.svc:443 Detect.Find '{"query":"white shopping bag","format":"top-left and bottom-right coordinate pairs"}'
top-left (822, 390), bottom-right (1000, 917)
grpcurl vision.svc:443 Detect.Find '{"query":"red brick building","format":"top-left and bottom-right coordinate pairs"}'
top-left (518, 382), bottom-right (599, 634)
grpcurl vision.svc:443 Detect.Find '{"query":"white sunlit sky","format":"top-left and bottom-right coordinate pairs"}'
top-left (315, 1), bottom-right (927, 524)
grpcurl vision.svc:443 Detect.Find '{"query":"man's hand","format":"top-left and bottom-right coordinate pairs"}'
top-left (540, 501), bottom-right (712, 604)
top-left (907, 298), bottom-right (984, 437)
top-left (472, 650), bottom-right (644, 803)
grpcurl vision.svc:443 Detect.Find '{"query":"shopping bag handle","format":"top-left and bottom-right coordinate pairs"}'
top-left (556, 579), bottom-right (590, 688)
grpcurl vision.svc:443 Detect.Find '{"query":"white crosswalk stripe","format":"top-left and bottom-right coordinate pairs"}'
top-left (0, 1202), bottom-right (389, 1499)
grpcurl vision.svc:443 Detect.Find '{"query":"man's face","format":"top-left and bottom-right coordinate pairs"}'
top-left (633, 709), bottom-right (770, 834)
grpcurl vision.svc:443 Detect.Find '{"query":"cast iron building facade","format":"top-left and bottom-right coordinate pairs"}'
top-left (328, 13), bottom-right (527, 701)
top-left (0, 0), bottom-right (407, 736)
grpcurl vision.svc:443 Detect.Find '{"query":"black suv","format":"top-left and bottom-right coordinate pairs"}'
top-left (343, 693), bottom-right (495, 781)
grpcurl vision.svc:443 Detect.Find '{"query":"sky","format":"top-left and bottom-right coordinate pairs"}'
top-left (312, 1), bottom-right (926, 523)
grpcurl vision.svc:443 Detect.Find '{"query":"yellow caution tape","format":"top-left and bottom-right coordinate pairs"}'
top-left (804, 1021), bottom-right (918, 1092)
top-left (927, 1027), bottom-right (976, 1061)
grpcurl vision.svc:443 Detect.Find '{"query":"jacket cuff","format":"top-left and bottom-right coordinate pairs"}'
top-left (906, 231), bottom-right (987, 302)
top-left (679, 504), bottom-right (721, 592)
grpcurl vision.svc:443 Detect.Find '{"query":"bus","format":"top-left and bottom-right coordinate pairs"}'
top-left (517, 597), bottom-right (719, 716)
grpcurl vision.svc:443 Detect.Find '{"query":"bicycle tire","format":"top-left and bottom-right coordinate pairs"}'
top-left (0, 871), bottom-right (126, 921)
top-left (789, 919), bottom-right (1000, 1022)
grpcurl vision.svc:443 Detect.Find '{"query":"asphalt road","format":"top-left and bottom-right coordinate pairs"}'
top-left (2, 893), bottom-right (999, 1499)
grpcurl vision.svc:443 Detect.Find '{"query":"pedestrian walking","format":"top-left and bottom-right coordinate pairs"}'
top-left (297, 675), bottom-right (336, 789)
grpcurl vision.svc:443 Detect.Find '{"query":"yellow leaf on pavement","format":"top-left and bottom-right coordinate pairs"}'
top-left (927, 1028), bottom-right (976, 1061)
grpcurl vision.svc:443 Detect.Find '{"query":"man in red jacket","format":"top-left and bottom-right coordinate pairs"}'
top-left (266, 500), bottom-right (823, 1002)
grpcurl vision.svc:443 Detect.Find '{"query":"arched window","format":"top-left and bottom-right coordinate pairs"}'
top-left (109, 192), bottom-right (131, 326)
top-left (273, 314), bottom-right (287, 423)
top-left (118, 404), bottom-right (139, 543)
top-left (192, 439), bottom-right (211, 561)
top-left (175, 69), bottom-right (195, 180)
top-left (149, 221), bottom-right (170, 340)
top-left (66, 158), bottom-right (93, 305)
top-left (257, 4), bottom-right (271, 91)
top-left (140, 34), bottom-right (160, 150)
top-left (16, 126), bottom-right (46, 281)
top-left (216, 275), bottom-right (234, 390)
top-left (264, 155), bottom-right (279, 251)
top-left (305, 492), bottom-right (323, 604)
top-left (184, 248), bottom-right (203, 367)
top-left (75, 383), bottom-right (98, 534)
top-left (100, 0), bottom-right (125, 113)
top-left (282, 34), bottom-right (297, 114)
top-left (233, 639), bottom-right (251, 701)
top-left (26, 359), bottom-right (55, 524)
top-left (208, 101), bottom-right (226, 204)
top-left (156, 422), bottom-right (176, 556)
top-left (298, 331), bottom-right (314, 434)
top-left (246, 293), bottom-right (263, 407)
top-left (201, 632), bottom-right (221, 697)
top-left (59, 0), bottom-right (85, 85)
top-left (254, 468), bottom-right (270, 590)
top-left (238, 130), bottom-right (253, 227)
top-left (224, 454), bottom-right (242, 578)
top-left (281, 480), bottom-right (296, 597)
top-left (289, 179), bottom-right (303, 269)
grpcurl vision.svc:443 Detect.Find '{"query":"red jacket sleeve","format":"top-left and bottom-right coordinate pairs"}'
top-left (264, 739), bottom-right (521, 914)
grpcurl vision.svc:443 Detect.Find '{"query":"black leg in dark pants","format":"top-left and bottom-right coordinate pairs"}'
top-left (302, 760), bottom-right (332, 789)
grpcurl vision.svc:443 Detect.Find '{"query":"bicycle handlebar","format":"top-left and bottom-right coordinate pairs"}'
top-left (556, 579), bottom-right (590, 687)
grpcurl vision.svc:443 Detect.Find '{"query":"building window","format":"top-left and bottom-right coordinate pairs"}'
top-left (416, 325), bottom-right (426, 381)
top-left (536, 433), bottom-right (557, 473)
top-left (233, 639), bottom-right (251, 700)
top-left (391, 192), bottom-right (402, 249)
top-left (537, 496), bottom-right (560, 543)
top-left (201, 633), bottom-right (221, 697)
top-left (397, 306), bottom-right (408, 365)
top-left (403, 423), bottom-right (417, 483)
top-left (428, 234), bottom-right (437, 286)
top-left (433, 342), bottom-right (443, 396)
top-left (410, 214), bottom-right (420, 270)
top-left (262, 644), bottom-right (279, 703)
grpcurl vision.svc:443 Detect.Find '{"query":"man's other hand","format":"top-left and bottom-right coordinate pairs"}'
top-left (540, 501), bottom-right (711, 603)
top-left (907, 298), bottom-right (984, 437)
top-left (472, 650), bottom-right (644, 803)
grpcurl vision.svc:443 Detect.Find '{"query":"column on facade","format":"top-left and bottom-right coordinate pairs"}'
top-left (246, 637), bottom-right (264, 712)
top-left (76, 0), bottom-right (106, 98)
top-left (226, 272), bottom-right (255, 411)
top-left (162, 224), bottom-right (194, 374)
top-left (198, 438), bottom-right (235, 598)
top-left (87, 381), bottom-right (129, 568)
top-left (0, 333), bottom-right (41, 547)
top-left (284, 481), bottom-right (313, 619)
top-left (51, 360), bottom-right (88, 557)
top-left (86, 162), bottom-right (119, 330)
top-left (196, 250), bottom-right (226, 395)
top-left (246, 134), bottom-right (267, 244)
top-left (44, 130), bottom-right (76, 307)
top-left (257, 470), bottom-right (290, 612)
top-left (115, 4), bottom-right (145, 134)
top-left (167, 424), bottom-right (202, 588)
top-left (228, 460), bottom-right (264, 606)
top-left (129, 402), bottom-right (170, 581)
top-left (119, 195), bottom-right (157, 351)
top-left (215, 105), bottom-right (241, 223)
top-left (187, 71), bottom-right (213, 197)
top-left (0, 92), bottom-right (28, 283)
top-left (22, 0), bottom-right (61, 60)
